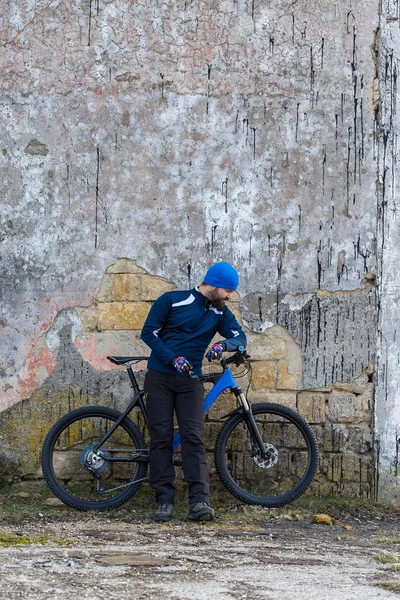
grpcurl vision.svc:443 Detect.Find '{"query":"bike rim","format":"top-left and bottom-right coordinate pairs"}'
top-left (221, 408), bottom-right (316, 504)
top-left (48, 413), bottom-right (145, 506)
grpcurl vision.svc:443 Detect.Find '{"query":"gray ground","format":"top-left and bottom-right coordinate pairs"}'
top-left (1, 497), bottom-right (400, 600)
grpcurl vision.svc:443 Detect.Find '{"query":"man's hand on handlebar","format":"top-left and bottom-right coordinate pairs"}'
top-left (206, 342), bottom-right (226, 362)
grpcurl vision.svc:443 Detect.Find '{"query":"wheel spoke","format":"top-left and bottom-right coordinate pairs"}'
top-left (215, 403), bottom-right (318, 507)
top-left (42, 407), bottom-right (147, 510)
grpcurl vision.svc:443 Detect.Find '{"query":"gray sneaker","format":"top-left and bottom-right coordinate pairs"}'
top-left (154, 503), bottom-right (175, 522)
top-left (187, 502), bottom-right (214, 521)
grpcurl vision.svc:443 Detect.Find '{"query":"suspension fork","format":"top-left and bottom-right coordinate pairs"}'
top-left (234, 387), bottom-right (268, 457)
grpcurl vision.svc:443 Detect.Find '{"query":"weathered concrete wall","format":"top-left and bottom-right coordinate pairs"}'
top-left (0, 0), bottom-right (388, 498)
top-left (1, 0), bottom-right (379, 408)
top-left (241, 288), bottom-right (376, 389)
top-left (0, 262), bottom-right (374, 497)
top-left (374, 1), bottom-right (400, 503)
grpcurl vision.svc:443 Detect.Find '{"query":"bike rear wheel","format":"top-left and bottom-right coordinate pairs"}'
top-left (214, 402), bottom-right (318, 507)
top-left (41, 406), bottom-right (148, 511)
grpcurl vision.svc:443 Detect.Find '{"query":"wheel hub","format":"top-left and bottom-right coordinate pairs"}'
top-left (80, 443), bottom-right (110, 473)
top-left (253, 443), bottom-right (278, 468)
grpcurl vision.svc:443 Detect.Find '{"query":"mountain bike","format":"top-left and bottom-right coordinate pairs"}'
top-left (41, 348), bottom-right (318, 511)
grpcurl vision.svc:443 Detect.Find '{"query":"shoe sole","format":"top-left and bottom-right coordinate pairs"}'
top-left (154, 512), bottom-right (175, 522)
top-left (187, 511), bottom-right (214, 522)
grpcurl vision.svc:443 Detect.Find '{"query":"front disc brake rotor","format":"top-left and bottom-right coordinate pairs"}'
top-left (253, 443), bottom-right (278, 468)
top-left (80, 443), bottom-right (110, 473)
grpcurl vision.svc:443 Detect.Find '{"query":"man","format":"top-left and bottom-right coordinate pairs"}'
top-left (140, 261), bottom-right (247, 522)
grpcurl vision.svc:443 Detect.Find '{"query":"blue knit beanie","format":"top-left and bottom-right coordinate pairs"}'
top-left (204, 262), bottom-right (239, 290)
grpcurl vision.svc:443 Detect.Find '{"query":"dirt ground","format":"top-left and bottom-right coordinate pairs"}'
top-left (2, 489), bottom-right (400, 599)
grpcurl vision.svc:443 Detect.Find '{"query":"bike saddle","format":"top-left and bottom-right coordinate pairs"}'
top-left (107, 356), bottom-right (149, 365)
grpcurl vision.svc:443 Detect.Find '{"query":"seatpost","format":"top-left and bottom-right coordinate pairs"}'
top-left (127, 367), bottom-right (140, 394)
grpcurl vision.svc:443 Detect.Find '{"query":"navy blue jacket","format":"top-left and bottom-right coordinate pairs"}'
top-left (140, 287), bottom-right (247, 376)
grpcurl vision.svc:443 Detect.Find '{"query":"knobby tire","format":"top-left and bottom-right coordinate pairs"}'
top-left (41, 406), bottom-right (147, 511)
top-left (214, 402), bottom-right (318, 508)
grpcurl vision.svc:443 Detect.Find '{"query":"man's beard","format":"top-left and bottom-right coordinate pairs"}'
top-left (211, 299), bottom-right (226, 309)
top-left (208, 290), bottom-right (226, 310)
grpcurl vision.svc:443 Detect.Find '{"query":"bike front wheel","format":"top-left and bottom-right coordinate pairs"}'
top-left (41, 406), bottom-right (148, 511)
top-left (214, 402), bottom-right (318, 507)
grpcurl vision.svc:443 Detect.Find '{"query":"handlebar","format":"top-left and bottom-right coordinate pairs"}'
top-left (189, 347), bottom-right (251, 381)
top-left (221, 346), bottom-right (250, 367)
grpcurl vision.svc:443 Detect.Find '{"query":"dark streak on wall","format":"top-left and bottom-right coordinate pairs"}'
top-left (241, 289), bottom-right (376, 389)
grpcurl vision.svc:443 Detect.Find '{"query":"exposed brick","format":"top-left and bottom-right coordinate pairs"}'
top-left (244, 330), bottom-right (287, 360)
top-left (139, 275), bottom-right (176, 301)
top-left (331, 454), bottom-right (342, 482)
top-left (52, 451), bottom-right (81, 479)
top-left (313, 480), bottom-right (340, 496)
top-left (318, 453), bottom-right (332, 474)
top-left (297, 392), bottom-right (327, 423)
top-left (333, 374), bottom-right (368, 395)
top-left (226, 292), bottom-right (241, 303)
top-left (276, 361), bottom-right (302, 390)
top-left (323, 424), bottom-right (349, 453)
top-left (96, 274), bottom-right (114, 302)
top-left (328, 391), bottom-right (369, 424)
top-left (339, 482), bottom-right (372, 498)
top-left (347, 426), bottom-right (372, 454)
top-left (251, 361), bottom-right (276, 390)
top-left (282, 426), bottom-right (308, 450)
top-left (97, 302), bottom-right (150, 331)
top-left (112, 274), bottom-right (140, 301)
top-left (359, 383), bottom-right (374, 412)
top-left (342, 455), bottom-right (371, 483)
top-left (310, 424), bottom-right (324, 448)
top-left (206, 391), bottom-right (237, 420)
top-left (203, 422), bottom-right (224, 450)
top-left (75, 305), bottom-right (98, 331)
top-left (106, 259), bottom-right (148, 274)
top-left (247, 390), bottom-right (297, 411)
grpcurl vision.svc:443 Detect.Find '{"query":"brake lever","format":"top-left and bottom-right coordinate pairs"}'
top-left (234, 350), bottom-right (251, 366)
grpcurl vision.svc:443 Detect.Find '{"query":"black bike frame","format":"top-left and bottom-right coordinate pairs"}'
top-left (92, 367), bottom-right (149, 462)
top-left (93, 361), bottom-right (268, 462)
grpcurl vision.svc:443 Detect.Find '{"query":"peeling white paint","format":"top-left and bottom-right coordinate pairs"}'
top-left (281, 294), bottom-right (314, 311)
top-left (46, 310), bottom-right (82, 352)
top-left (373, 0), bottom-right (400, 504)
top-left (242, 317), bottom-right (275, 333)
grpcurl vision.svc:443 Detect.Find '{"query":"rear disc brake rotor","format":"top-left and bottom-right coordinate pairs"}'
top-left (80, 443), bottom-right (110, 473)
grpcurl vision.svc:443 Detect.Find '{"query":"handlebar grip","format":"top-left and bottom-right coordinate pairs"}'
top-left (224, 354), bottom-right (238, 366)
top-left (223, 348), bottom-right (250, 366)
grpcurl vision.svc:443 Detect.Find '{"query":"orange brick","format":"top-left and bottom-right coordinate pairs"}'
top-left (98, 302), bottom-right (150, 330)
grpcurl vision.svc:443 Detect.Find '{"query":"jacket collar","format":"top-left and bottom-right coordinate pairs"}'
top-left (194, 286), bottom-right (210, 307)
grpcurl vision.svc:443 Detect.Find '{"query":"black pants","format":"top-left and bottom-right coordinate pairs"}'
top-left (144, 369), bottom-right (210, 505)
